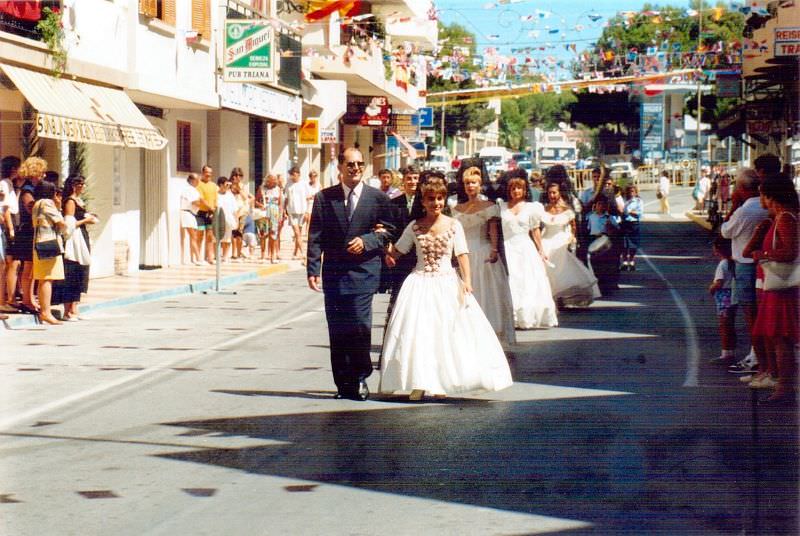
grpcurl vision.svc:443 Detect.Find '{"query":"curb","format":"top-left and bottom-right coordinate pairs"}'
top-left (684, 211), bottom-right (712, 231)
top-left (0, 263), bottom-right (291, 331)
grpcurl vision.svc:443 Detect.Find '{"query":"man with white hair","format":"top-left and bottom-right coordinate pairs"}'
top-left (719, 168), bottom-right (768, 373)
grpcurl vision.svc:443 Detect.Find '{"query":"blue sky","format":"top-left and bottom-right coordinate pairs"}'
top-left (434, 0), bottom-right (696, 79)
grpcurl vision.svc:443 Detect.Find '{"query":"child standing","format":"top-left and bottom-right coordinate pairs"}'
top-left (621, 184), bottom-right (643, 271)
top-left (379, 177), bottom-right (513, 400)
top-left (708, 236), bottom-right (737, 364)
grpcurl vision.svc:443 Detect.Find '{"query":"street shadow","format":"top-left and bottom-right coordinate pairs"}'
top-left (157, 392), bottom-right (798, 534)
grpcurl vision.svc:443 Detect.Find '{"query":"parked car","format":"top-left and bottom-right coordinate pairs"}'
top-left (609, 162), bottom-right (635, 182)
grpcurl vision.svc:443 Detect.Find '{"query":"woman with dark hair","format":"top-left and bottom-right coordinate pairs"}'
top-left (541, 181), bottom-right (600, 307)
top-left (32, 181), bottom-right (66, 325)
top-left (743, 177), bottom-right (799, 403)
top-left (54, 175), bottom-right (97, 320)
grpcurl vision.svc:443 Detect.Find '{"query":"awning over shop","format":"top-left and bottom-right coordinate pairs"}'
top-left (0, 63), bottom-right (167, 150)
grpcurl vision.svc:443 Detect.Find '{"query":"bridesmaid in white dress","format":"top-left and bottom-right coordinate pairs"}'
top-left (380, 178), bottom-right (513, 400)
top-left (453, 166), bottom-right (516, 345)
top-left (499, 177), bottom-right (558, 329)
top-left (541, 182), bottom-right (601, 306)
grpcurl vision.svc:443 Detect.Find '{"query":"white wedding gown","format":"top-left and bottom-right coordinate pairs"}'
top-left (453, 204), bottom-right (517, 345)
top-left (499, 201), bottom-right (558, 328)
top-left (541, 209), bottom-right (601, 306)
top-left (380, 219), bottom-right (513, 396)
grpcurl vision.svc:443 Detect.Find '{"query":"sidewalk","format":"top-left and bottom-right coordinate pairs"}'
top-left (1, 229), bottom-right (307, 331)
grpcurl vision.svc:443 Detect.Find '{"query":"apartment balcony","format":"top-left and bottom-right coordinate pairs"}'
top-left (384, 16), bottom-right (437, 49)
top-left (309, 40), bottom-right (426, 110)
top-left (371, 0), bottom-right (433, 19)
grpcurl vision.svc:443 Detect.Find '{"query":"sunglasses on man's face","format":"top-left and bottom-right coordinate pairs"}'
top-left (346, 161), bottom-right (366, 169)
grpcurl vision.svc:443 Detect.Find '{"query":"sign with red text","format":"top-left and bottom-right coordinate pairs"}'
top-left (775, 27), bottom-right (800, 56)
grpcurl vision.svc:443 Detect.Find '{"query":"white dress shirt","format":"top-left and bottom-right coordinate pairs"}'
top-left (720, 196), bottom-right (769, 263)
top-left (342, 181), bottom-right (364, 216)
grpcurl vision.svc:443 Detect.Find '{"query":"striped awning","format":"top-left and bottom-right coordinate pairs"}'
top-left (0, 63), bottom-right (167, 150)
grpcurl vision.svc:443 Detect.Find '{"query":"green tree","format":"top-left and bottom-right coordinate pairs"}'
top-left (499, 92), bottom-right (577, 150)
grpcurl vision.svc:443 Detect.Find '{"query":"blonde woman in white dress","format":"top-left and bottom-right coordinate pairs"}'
top-left (541, 182), bottom-right (601, 307)
top-left (380, 178), bottom-right (513, 401)
top-left (499, 177), bottom-right (558, 329)
top-left (453, 166), bottom-right (516, 345)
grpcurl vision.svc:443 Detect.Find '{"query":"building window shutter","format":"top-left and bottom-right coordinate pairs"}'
top-left (192, 0), bottom-right (210, 39)
top-left (163, 0), bottom-right (176, 26)
top-left (139, 0), bottom-right (157, 17)
top-left (177, 121), bottom-right (192, 173)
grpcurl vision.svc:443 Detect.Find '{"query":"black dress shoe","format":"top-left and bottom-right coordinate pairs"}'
top-left (333, 392), bottom-right (345, 399)
top-left (355, 380), bottom-right (369, 401)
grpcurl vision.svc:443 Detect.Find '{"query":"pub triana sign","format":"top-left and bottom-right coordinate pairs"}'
top-left (224, 20), bottom-right (275, 83)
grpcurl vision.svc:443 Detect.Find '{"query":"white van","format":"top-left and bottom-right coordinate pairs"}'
top-left (478, 146), bottom-right (514, 176)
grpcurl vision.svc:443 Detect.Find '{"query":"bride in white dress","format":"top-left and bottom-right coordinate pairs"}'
top-left (453, 166), bottom-right (516, 345)
top-left (541, 182), bottom-right (601, 306)
top-left (499, 177), bottom-right (558, 329)
top-left (380, 178), bottom-right (513, 400)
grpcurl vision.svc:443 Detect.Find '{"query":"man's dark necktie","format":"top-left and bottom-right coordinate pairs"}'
top-left (347, 188), bottom-right (356, 221)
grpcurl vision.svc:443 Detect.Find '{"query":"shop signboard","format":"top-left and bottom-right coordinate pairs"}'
top-left (390, 114), bottom-right (419, 140)
top-left (224, 20), bottom-right (275, 82)
top-left (716, 74), bottom-right (740, 98)
top-left (344, 96), bottom-right (391, 126)
top-left (640, 99), bottom-right (664, 157)
top-left (320, 127), bottom-right (338, 144)
top-left (298, 117), bottom-right (320, 148)
top-left (774, 27), bottom-right (800, 56)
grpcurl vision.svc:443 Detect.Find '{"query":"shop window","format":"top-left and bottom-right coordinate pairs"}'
top-left (177, 121), bottom-right (192, 172)
top-left (278, 32), bottom-right (302, 91)
top-left (139, 0), bottom-right (176, 26)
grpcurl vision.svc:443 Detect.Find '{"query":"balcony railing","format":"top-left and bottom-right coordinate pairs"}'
top-left (0, 0), bottom-right (61, 42)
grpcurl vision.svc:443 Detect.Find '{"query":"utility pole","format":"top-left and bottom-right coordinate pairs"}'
top-left (440, 97), bottom-right (446, 149)
top-left (696, 3), bottom-right (703, 185)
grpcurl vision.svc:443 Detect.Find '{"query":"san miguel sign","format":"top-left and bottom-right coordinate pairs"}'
top-left (224, 20), bottom-right (275, 82)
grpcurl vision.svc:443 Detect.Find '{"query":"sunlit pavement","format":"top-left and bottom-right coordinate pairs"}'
top-left (0, 189), bottom-right (796, 535)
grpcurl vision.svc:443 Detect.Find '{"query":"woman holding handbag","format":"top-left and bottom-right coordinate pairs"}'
top-left (743, 177), bottom-right (799, 403)
top-left (54, 175), bottom-right (96, 321)
top-left (32, 181), bottom-right (66, 325)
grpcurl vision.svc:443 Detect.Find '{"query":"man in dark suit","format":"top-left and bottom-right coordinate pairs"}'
top-left (307, 147), bottom-right (395, 401)
top-left (386, 165), bottom-right (420, 306)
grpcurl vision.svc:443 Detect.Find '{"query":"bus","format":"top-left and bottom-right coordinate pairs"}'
top-left (527, 129), bottom-right (578, 169)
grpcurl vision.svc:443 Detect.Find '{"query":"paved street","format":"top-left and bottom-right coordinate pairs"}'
top-left (1, 189), bottom-right (797, 535)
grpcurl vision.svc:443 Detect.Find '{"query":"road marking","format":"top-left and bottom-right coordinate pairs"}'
top-left (0, 308), bottom-right (322, 431)
top-left (640, 247), bottom-right (700, 387)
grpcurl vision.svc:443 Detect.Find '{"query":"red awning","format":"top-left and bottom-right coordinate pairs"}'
top-left (0, 1), bottom-right (54, 22)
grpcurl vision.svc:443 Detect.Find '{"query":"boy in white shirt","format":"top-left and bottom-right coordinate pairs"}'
top-left (284, 166), bottom-right (312, 260)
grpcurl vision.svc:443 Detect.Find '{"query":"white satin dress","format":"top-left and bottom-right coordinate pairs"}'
top-left (499, 201), bottom-right (558, 329)
top-left (541, 209), bottom-right (601, 306)
top-left (380, 219), bottom-right (513, 396)
top-left (453, 204), bottom-right (517, 345)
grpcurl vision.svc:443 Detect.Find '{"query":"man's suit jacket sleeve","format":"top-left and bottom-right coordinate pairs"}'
top-left (306, 191), bottom-right (324, 276)
top-left (360, 190), bottom-right (396, 252)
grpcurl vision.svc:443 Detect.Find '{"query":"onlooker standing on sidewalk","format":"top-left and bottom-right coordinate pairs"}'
top-left (708, 236), bottom-right (737, 364)
top-left (284, 166), bottom-right (312, 260)
top-left (719, 169), bottom-right (767, 373)
top-left (180, 174), bottom-right (202, 265)
top-left (196, 165), bottom-right (218, 264)
top-left (0, 156), bottom-right (19, 317)
top-left (55, 175), bottom-right (96, 321)
top-left (8, 156), bottom-right (46, 314)
top-left (255, 174), bottom-right (282, 263)
top-left (657, 171), bottom-right (670, 214)
top-left (216, 176), bottom-right (237, 263)
top-left (377, 168), bottom-right (401, 199)
top-left (621, 184), bottom-right (643, 271)
top-left (32, 181), bottom-right (66, 325)
top-left (743, 178), bottom-right (799, 403)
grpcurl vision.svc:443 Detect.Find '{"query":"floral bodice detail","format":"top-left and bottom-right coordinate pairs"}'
top-left (395, 219), bottom-right (469, 274)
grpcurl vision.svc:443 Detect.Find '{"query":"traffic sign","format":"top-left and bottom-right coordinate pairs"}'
top-left (417, 107), bottom-right (434, 128)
